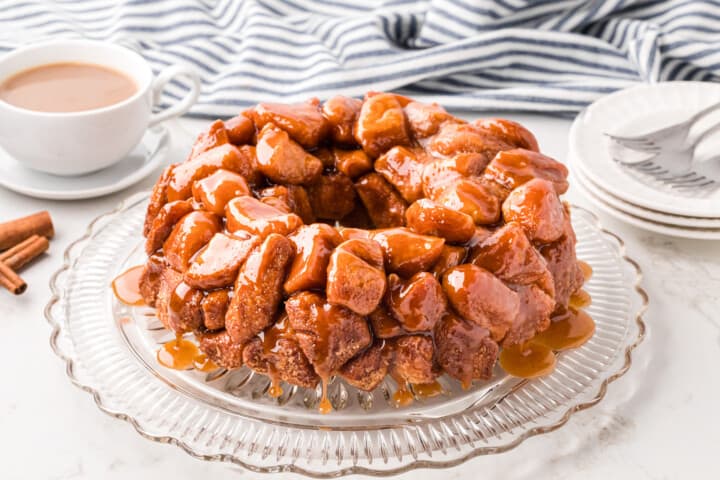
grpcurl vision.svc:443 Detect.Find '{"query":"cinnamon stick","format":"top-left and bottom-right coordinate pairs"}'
top-left (0, 235), bottom-right (49, 270)
top-left (0, 236), bottom-right (33, 262)
top-left (0, 211), bottom-right (54, 250)
top-left (0, 261), bottom-right (27, 295)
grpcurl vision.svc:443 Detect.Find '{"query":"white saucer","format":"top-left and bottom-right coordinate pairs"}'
top-left (572, 167), bottom-right (720, 240)
top-left (0, 125), bottom-right (169, 200)
top-left (569, 82), bottom-right (720, 219)
top-left (572, 159), bottom-right (720, 228)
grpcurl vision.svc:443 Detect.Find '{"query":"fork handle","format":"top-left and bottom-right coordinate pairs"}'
top-left (688, 101), bottom-right (720, 125)
top-left (692, 120), bottom-right (720, 150)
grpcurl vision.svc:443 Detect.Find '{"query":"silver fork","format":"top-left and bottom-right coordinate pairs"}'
top-left (605, 103), bottom-right (720, 193)
top-left (606, 102), bottom-right (720, 150)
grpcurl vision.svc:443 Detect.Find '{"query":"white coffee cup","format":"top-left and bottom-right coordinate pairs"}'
top-left (0, 39), bottom-right (200, 176)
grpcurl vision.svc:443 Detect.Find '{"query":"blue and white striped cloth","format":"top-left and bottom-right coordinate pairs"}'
top-left (2, 0), bottom-right (719, 117)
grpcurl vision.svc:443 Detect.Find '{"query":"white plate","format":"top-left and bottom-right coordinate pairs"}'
top-left (569, 82), bottom-right (720, 218)
top-left (571, 159), bottom-right (720, 228)
top-left (46, 193), bottom-right (647, 476)
top-left (572, 167), bottom-right (720, 240)
top-left (0, 126), bottom-right (169, 200)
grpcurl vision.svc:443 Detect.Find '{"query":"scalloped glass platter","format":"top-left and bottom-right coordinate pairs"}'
top-left (46, 192), bottom-right (647, 477)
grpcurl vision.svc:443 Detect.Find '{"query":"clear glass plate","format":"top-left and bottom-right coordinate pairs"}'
top-left (46, 192), bottom-right (647, 477)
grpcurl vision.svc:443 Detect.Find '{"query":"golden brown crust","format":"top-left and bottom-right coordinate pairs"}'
top-left (145, 199), bottom-right (194, 255)
top-left (354, 93), bottom-right (411, 158)
top-left (307, 173), bottom-right (357, 220)
top-left (198, 329), bottom-right (244, 369)
top-left (434, 314), bottom-right (498, 385)
top-left (225, 234), bottom-right (295, 344)
top-left (185, 233), bottom-right (259, 289)
top-left (189, 119), bottom-right (229, 159)
top-left (322, 96), bottom-right (362, 146)
top-left (340, 341), bottom-right (391, 391)
top-left (389, 335), bottom-right (438, 385)
top-left (286, 292), bottom-right (372, 378)
top-left (144, 164), bottom-right (176, 238)
top-left (138, 254), bottom-right (166, 307)
top-left (355, 173), bottom-right (408, 228)
top-left (201, 290), bottom-right (230, 331)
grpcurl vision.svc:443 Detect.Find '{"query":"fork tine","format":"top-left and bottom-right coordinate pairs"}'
top-left (614, 142), bottom-right (661, 154)
top-left (666, 174), bottom-right (706, 183)
top-left (670, 180), bottom-right (710, 189)
top-left (633, 161), bottom-right (657, 168)
top-left (656, 173), bottom-right (696, 182)
top-left (605, 132), bottom-right (655, 142)
top-left (604, 103), bottom-right (720, 153)
top-left (610, 136), bottom-right (656, 146)
top-left (623, 160), bottom-right (715, 187)
top-left (608, 136), bottom-right (658, 148)
top-left (635, 160), bottom-right (655, 167)
top-left (672, 180), bottom-right (715, 190)
top-left (666, 172), bottom-right (695, 180)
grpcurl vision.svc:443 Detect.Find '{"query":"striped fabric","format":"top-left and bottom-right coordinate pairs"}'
top-left (2, 0), bottom-right (719, 118)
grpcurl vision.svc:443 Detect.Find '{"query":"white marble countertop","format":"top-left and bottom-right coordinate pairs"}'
top-left (1, 113), bottom-right (718, 480)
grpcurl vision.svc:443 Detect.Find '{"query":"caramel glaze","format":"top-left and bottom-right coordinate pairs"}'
top-left (578, 260), bottom-right (593, 282)
top-left (262, 314), bottom-right (294, 398)
top-left (534, 307), bottom-right (595, 351)
top-left (193, 354), bottom-right (219, 373)
top-left (157, 334), bottom-right (199, 370)
top-left (499, 342), bottom-right (556, 379)
top-left (113, 269), bottom-right (217, 373)
top-left (391, 383), bottom-right (414, 408)
top-left (499, 261), bottom-right (595, 379)
top-left (168, 281), bottom-right (195, 327)
top-left (112, 266), bottom-right (145, 306)
top-left (156, 334), bottom-right (221, 373)
top-left (391, 379), bottom-right (444, 407)
top-left (113, 266), bottom-right (218, 373)
top-left (411, 380), bottom-right (444, 399)
top-left (314, 304), bottom-right (338, 414)
top-left (500, 305), bottom-right (595, 378)
top-left (318, 377), bottom-right (332, 414)
top-left (119, 230), bottom-right (593, 406)
top-left (569, 289), bottom-right (591, 309)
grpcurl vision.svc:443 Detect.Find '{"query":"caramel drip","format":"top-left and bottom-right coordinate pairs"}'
top-left (534, 307), bottom-right (595, 351)
top-left (111, 266), bottom-right (145, 306)
top-left (318, 377), bottom-right (332, 414)
top-left (157, 334), bottom-right (199, 370)
top-left (262, 315), bottom-right (292, 399)
top-left (263, 315), bottom-right (293, 354)
top-left (499, 342), bottom-right (556, 379)
top-left (391, 382), bottom-right (414, 408)
top-left (167, 282), bottom-right (196, 330)
top-left (569, 289), bottom-right (592, 309)
top-left (267, 364), bottom-right (283, 398)
top-left (578, 260), bottom-right (593, 281)
top-left (192, 354), bottom-right (219, 373)
top-left (501, 303), bottom-right (595, 378)
top-left (412, 380), bottom-right (443, 399)
top-left (314, 305), bottom-right (333, 379)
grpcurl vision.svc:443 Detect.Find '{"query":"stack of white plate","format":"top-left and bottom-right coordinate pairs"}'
top-left (569, 82), bottom-right (720, 240)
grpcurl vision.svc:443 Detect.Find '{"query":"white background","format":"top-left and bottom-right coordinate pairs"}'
top-left (1, 114), bottom-right (719, 479)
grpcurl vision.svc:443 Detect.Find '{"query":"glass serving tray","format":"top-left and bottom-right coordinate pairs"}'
top-left (46, 192), bottom-right (647, 477)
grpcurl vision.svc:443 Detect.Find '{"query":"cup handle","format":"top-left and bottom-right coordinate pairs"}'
top-left (149, 65), bottom-right (201, 126)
